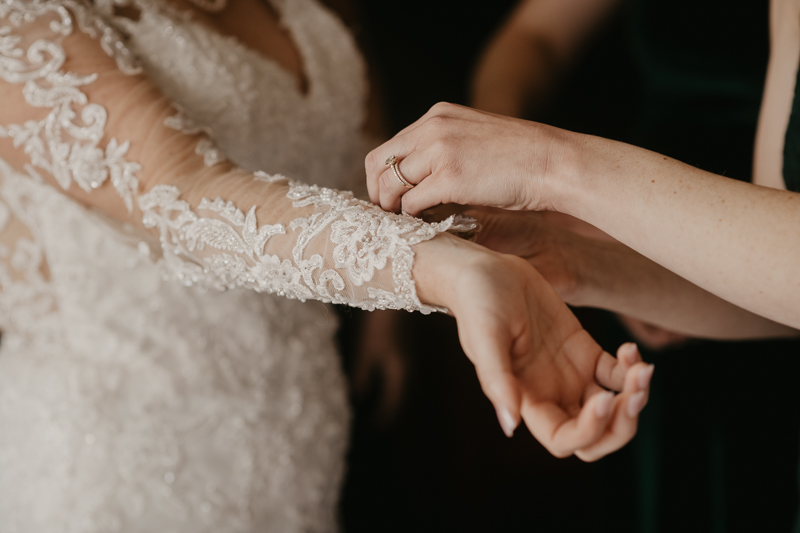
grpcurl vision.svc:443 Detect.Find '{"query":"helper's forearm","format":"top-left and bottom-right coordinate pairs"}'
top-left (568, 235), bottom-right (798, 339)
top-left (553, 134), bottom-right (800, 328)
top-left (471, 0), bottom-right (621, 116)
top-left (471, 29), bottom-right (557, 116)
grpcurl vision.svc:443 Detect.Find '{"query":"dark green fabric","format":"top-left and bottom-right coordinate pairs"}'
top-left (783, 64), bottom-right (800, 192)
top-left (619, 3), bottom-right (800, 533)
top-left (628, 0), bottom-right (769, 180)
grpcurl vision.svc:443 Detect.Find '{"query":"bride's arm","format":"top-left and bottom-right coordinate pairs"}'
top-left (0, 8), bottom-right (451, 312)
top-left (0, 5), bottom-right (653, 459)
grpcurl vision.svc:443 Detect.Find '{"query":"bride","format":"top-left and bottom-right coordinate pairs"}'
top-left (0, 0), bottom-right (651, 530)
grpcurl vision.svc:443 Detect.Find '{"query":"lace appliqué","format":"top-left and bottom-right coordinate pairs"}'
top-left (286, 179), bottom-right (461, 312)
top-left (164, 106), bottom-right (226, 167)
top-left (139, 178), bottom-right (456, 314)
top-left (0, 0), bottom-right (141, 74)
top-left (0, 1), bottom-right (142, 210)
top-left (0, 0), bottom-right (454, 316)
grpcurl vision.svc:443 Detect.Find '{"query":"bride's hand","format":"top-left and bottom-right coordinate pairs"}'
top-left (413, 235), bottom-right (654, 460)
top-left (365, 102), bottom-right (579, 216)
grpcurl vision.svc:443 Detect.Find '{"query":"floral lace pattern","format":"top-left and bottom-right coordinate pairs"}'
top-left (0, 1), bottom-right (141, 210)
top-left (140, 178), bottom-right (459, 312)
top-left (0, 0), bottom-right (450, 311)
top-left (0, 1), bottom-right (462, 531)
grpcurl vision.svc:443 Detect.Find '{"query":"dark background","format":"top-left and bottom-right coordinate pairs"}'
top-left (334, 2), bottom-right (800, 532)
top-left (338, 3), bottom-right (641, 532)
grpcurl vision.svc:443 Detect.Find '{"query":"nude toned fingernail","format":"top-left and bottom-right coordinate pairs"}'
top-left (637, 364), bottom-right (655, 390)
top-left (623, 342), bottom-right (639, 363)
top-left (627, 391), bottom-right (646, 417)
top-left (496, 406), bottom-right (518, 438)
top-left (595, 391), bottom-right (615, 418)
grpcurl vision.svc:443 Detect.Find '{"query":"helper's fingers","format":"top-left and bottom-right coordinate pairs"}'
top-left (378, 165), bottom-right (411, 214)
top-left (521, 389), bottom-right (616, 459)
top-left (376, 152), bottom-right (433, 213)
top-left (366, 137), bottom-right (417, 205)
top-left (366, 102), bottom-right (475, 204)
top-left (392, 101), bottom-right (478, 138)
top-left (400, 170), bottom-right (463, 217)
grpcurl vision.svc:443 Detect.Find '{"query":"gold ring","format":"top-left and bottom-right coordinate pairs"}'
top-left (385, 155), bottom-right (414, 189)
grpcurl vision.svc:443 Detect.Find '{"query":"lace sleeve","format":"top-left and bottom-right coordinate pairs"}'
top-left (0, 1), bottom-right (465, 313)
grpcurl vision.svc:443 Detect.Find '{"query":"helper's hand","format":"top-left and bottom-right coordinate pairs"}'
top-left (366, 102), bottom-right (580, 216)
top-left (467, 209), bottom-right (580, 299)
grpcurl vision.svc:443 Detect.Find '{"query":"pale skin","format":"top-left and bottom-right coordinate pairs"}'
top-left (470, 209), bottom-right (796, 340)
top-left (367, 0), bottom-right (800, 338)
top-left (0, 0), bottom-right (653, 460)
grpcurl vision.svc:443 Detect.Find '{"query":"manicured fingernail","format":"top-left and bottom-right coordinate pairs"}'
top-left (595, 391), bottom-right (615, 418)
top-left (624, 342), bottom-right (639, 363)
top-left (637, 364), bottom-right (655, 390)
top-left (496, 406), bottom-right (518, 438)
top-left (627, 391), bottom-right (646, 417)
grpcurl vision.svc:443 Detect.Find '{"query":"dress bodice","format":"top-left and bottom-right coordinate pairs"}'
top-left (119, 0), bottom-right (368, 190)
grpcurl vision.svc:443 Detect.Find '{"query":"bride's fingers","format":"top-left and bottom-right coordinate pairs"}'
top-left (522, 390), bottom-right (616, 458)
top-left (594, 342), bottom-right (641, 391)
top-left (622, 359), bottom-right (655, 395)
top-left (574, 389), bottom-right (647, 462)
top-left (457, 319), bottom-right (522, 437)
top-left (479, 369), bottom-right (523, 438)
top-left (575, 362), bottom-right (654, 462)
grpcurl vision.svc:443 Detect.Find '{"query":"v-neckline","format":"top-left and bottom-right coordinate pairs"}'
top-left (155, 0), bottom-right (313, 98)
top-left (236, 0), bottom-right (312, 97)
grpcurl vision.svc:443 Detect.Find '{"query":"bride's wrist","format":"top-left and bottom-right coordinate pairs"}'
top-left (412, 234), bottom-right (500, 310)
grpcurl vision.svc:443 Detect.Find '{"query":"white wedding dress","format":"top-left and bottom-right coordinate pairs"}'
top-left (0, 1), bottom-right (462, 531)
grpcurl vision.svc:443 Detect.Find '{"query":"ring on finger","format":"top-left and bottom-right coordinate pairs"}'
top-left (385, 155), bottom-right (414, 189)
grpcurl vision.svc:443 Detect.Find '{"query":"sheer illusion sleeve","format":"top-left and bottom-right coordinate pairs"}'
top-left (0, 1), bottom-right (464, 313)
